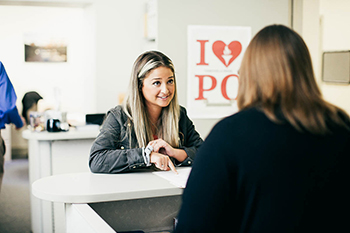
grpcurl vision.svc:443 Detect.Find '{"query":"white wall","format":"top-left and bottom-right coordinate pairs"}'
top-left (319, 0), bottom-right (350, 113)
top-left (0, 5), bottom-right (95, 114)
top-left (299, 0), bottom-right (322, 80)
top-left (0, 4), bottom-right (97, 151)
top-left (93, 0), bottom-right (150, 113)
top-left (0, 0), bottom-right (149, 153)
top-left (0, 0), bottom-right (152, 115)
top-left (157, 0), bottom-right (291, 138)
top-left (285, 0), bottom-right (350, 115)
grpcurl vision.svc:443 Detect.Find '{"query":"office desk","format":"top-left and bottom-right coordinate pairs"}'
top-left (22, 129), bottom-right (99, 233)
top-left (32, 169), bottom-right (188, 232)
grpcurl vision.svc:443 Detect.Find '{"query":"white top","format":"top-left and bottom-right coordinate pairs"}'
top-left (22, 128), bottom-right (99, 141)
top-left (32, 169), bottom-right (187, 204)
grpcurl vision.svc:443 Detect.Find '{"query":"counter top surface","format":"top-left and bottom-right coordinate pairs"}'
top-left (22, 128), bottom-right (100, 141)
top-left (32, 169), bottom-right (186, 204)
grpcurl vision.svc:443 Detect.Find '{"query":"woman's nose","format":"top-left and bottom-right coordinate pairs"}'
top-left (161, 84), bottom-right (169, 94)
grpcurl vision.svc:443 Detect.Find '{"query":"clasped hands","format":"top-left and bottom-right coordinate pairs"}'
top-left (147, 139), bottom-right (178, 174)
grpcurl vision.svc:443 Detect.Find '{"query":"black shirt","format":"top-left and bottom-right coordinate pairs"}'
top-left (175, 107), bottom-right (350, 233)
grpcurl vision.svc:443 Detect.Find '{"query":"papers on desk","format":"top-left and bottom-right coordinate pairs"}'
top-left (153, 167), bottom-right (192, 188)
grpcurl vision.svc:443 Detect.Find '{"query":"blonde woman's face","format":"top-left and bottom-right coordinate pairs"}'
top-left (142, 66), bottom-right (175, 112)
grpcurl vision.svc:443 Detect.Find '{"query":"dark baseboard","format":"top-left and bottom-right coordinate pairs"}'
top-left (11, 148), bottom-right (28, 159)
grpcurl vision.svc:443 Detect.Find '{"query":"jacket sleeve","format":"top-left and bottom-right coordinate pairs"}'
top-left (7, 107), bottom-right (23, 129)
top-left (0, 61), bottom-right (23, 129)
top-left (89, 109), bottom-right (147, 173)
top-left (177, 107), bottom-right (203, 166)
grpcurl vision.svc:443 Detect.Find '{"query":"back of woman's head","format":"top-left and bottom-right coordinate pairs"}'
top-left (238, 24), bottom-right (349, 134)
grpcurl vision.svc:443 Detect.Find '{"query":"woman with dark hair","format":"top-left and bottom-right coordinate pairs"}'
top-left (21, 91), bottom-right (43, 125)
top-left (89, 50), bottom-right (203, 173)
top-left (175, 25), bottom-right (350, 232)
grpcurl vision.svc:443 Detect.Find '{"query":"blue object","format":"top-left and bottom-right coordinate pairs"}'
top-left (0, 61), bottom-right (23, 129)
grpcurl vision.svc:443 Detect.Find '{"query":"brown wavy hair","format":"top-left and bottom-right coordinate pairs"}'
top-left (237, 24), bottom-right (349, 134)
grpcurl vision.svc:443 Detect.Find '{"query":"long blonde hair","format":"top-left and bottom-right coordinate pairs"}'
top-left (123, 51), bottom-right (180, 147)
top-left (237, 24), bottom-right (349, 134)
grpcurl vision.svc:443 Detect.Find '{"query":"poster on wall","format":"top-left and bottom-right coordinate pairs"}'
top-left (187, 25), bottom-right (251, 119)
top-left (24, 33), bottom-right (68, 62)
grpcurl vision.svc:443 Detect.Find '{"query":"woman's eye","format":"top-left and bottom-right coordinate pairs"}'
top-left (153, 81), bottom-right (161, 86)
top-left (168, 79), bottom-right (174, 84)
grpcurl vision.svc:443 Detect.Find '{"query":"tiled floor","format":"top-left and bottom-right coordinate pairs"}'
top-left (0, 158), bottom-right (31, 233)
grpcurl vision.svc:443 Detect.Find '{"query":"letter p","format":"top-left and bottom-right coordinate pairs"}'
top-left (195, 75), bottom-right (217, 100)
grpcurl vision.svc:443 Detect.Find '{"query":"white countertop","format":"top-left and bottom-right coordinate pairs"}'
top-left (22, 128), bottom-right (100, 141)
top-left (32, 169), bottom-right (186, 204)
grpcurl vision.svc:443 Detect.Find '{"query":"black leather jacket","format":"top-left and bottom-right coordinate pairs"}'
top-left (89, 105), bottom-right (203, 173)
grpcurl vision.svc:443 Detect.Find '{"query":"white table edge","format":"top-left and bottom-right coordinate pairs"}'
top-left (22, 129), bottom-right (99, 141)
top-left (32, 171), bottom-right (185, 204)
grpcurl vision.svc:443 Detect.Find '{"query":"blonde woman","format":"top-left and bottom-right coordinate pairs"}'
top-left (89, 51), bottom-right (203, 173)
top-left (175, 25), bottom-right (350, 232)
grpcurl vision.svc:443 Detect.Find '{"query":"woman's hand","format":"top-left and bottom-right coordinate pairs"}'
top-left (148, 139), bottom-right (188, 163)
top-left (148, 139), bottom-right (175, 157)
top-left (149, 152), bottom-right (177, 174)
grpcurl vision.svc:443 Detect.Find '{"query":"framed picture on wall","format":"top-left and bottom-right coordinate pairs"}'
top-left (24, 33), bottom-right (67, 62)
top-left (322, 50), bottom-right (350, 83)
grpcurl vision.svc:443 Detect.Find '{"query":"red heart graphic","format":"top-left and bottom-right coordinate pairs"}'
top-left (212, 40), bottom-right (242, 67)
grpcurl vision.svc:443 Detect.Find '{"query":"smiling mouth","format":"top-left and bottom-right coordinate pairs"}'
top-left (158, 96), bottom-right (169, 100)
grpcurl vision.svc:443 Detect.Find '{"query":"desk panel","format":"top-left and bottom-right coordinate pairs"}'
top-left (89, 195), bottom-right (181, 232)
